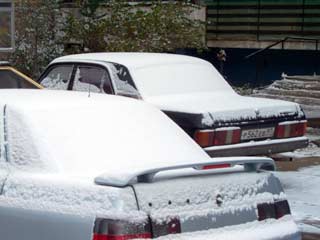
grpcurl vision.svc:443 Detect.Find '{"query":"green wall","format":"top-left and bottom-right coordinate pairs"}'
top-left (205, 0), bottom-right (320, 41)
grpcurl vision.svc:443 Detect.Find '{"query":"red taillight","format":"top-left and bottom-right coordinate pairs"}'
top-left (92, 217), bottom-right (182, 239)
top-left (194, 127), bottom-right (241, 147)
top-left (258, 200), bottom-right (291, 221)
top-left (202, 163), bottom-right (231, 170)
top-left (275, 120), bottom-right (307, 138)
top-left (93, 233), bottom-right (151, 240)
top-left (193, 130), bottom-right (214, 147)
top-left (214, 128), bottom-right (241, 146)
top-left (93, 218), bottom-right (151, 240)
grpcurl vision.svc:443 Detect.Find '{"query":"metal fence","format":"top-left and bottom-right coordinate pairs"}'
top-left (205, 0), bottom-right (320, 41)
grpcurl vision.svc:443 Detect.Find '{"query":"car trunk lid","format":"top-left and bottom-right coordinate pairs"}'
top-left (94, 157), bottom-right (293, 238)
top-left (145, 92), bottom-right (304, 127)
top-left (132, 170), bottom-right (285, 238)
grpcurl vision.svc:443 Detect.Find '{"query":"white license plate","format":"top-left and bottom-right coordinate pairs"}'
top-left (241, 127), bottom-right (275, 140)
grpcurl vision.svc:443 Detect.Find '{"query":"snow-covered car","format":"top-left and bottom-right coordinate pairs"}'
top-left (0, 61), bottom-right (43, 89)
top-left (38, 53), bottom-right (309, 157)
top-left (0, 90), bottom-right (300, 240)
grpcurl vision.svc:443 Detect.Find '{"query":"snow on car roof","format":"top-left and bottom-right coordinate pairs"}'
top-left (51, 52), bottom-right (210, 69)
top-left (0, 89), bottom-right (141, 109)
top-left (1, 89), bottom-right (211, 180)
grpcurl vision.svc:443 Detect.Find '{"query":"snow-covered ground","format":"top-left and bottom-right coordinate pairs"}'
top-left (275, 163), bottom-right (320, 234)
top-left (275, 143), bottom-right (320, 159)
top-left (272, 129), bottom-right (320, 235)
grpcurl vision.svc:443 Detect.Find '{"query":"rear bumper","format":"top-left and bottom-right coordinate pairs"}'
top-left (204, 136), bottom-right (309, 157)
top-left (167, 216), bottom-right (301, 240)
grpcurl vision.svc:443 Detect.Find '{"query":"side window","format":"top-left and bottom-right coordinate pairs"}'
top-left (40, 65), bottom-right (74, 90)
top-left (73, 65), bottom-right (113, 94)
top-left (109, 63), bottom-right (140, 98)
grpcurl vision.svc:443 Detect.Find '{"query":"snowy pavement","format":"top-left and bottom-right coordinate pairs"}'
top-left (271, 133), bottom-right (320, 236)
top-left (274, 149), bottom-right (320, 235)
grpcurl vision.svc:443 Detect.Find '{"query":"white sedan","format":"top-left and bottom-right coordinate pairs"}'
top-left (39, 53), bottom-right (308, 157)
top-left (0, 90), bottom-right (300, 240)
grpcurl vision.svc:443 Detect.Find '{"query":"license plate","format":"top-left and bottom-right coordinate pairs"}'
top-left (241, 127), bottom-right (275, 140)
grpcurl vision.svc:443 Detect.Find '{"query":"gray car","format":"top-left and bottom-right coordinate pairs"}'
top-left (0, 90), bottom-right (300, 240)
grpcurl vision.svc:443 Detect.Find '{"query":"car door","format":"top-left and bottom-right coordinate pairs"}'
top-left (0, 103), bottom-right (95, 240)
top-left (0, 104), bottom-right (9, 194)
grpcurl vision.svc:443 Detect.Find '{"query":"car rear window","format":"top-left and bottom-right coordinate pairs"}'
top-left (133, 63), bottom-right (233, 97)
top-left (72, 65), bottom-right (113, 94)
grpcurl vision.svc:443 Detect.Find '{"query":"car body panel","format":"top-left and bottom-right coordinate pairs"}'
top-left (205, 136), bottom-right (309, 157)
top-left (155, 216), bottom-right (301, 240)
top-left (0, 205), bottom-right (94, 240)
top-left (132, 170), bottom-right (297, 239)
top-left (146, 92), bottom-right (304, 127)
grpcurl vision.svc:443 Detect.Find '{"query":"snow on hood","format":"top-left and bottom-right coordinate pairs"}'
top-left (145, 92), bottom-right (304, 126)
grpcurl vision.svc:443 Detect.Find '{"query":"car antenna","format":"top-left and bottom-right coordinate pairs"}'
top-left (88, 84), bottom-right (91, 98)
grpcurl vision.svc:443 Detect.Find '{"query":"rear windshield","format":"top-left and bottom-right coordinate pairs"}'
top-left (132, 63), bottom-right (233, 97)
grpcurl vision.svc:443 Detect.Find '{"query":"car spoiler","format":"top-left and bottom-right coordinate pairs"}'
top-left (94, 157), bottom-right (275, 187)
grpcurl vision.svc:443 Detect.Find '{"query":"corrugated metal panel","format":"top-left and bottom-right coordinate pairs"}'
top-left (205, 0), bottom-right (320, 41)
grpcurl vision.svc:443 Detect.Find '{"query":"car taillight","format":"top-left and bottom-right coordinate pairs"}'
top-left (92, 217), bottom-right (182, 239)
top-left (201, 163), bottom-right (231, 170)
top-left (93, 218), bottom-right (151, 240)
top-left (257, 203), bottom-right (276, 221)
top-left (275, 120), bottom-right (307, 138)
top-left (274, 199), bottom-right (291, 219)
top-left (194, 127), bottom-right (241, 147)
top-left (257, 200), bottom-right (291, 221)
top-left (214, 128), bottom-right (241, 146)
top-left (193, 129), bottom-right (214, 147)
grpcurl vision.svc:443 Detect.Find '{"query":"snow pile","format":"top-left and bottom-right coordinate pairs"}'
top-left (253, 74), bottom-right (320, 115)
top-left (275, 142), bottom-right (320, 159)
